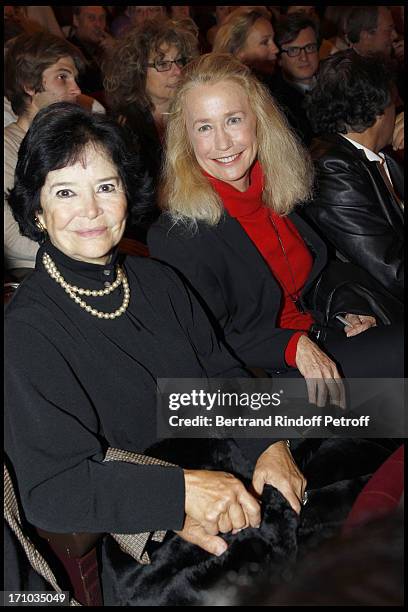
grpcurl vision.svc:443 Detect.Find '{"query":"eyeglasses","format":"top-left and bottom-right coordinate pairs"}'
top-left (280, 43), bottom-right (318, 57)
top-left (147, 57), bottom-right (188, 72)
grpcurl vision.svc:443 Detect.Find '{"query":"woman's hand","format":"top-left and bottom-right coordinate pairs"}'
top-left (252, 441), bottom-right (307, 514)
top-left (343, 313), bottom-right (377, 338)
top-left (295, 335), bottom-right (345, 408)
top-left (183, 469), bottom-right (261, 536)
top-left (175, 515), bottom-right (228, 556)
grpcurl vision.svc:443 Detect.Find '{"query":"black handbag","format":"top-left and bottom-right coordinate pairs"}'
top-left (305, 261), bottom-right (404, 327)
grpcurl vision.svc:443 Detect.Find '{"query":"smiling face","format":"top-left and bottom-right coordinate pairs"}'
top-left (279, 26), bottom-right (319, 83)
top-left (146, 44), bottom-right (184, 109)
top-left (38, 146), bottom-right (127, 265)
top-left (238, 17), bottom-right (279, 64)
top-left (185, 80), bottom-right (258, 192)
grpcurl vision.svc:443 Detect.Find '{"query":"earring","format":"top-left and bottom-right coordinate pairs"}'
top-left (35, 217), bottom-right (46, 232)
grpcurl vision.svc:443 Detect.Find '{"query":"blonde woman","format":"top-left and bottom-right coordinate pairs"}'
top-left (148, 53), bottom-right (403, 406)
top-left (213, 7), bottom-right (278, 75)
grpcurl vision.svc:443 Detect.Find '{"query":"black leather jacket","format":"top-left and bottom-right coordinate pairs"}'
top-left (303, 134), bottom-right (404, 301)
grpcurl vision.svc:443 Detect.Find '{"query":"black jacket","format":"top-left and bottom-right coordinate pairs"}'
top-left (304, 134), bottom-right (404, 301)
top-left (266, 71), bottom-right (315, 146)
top-left (148, 211), bottom-right (327, 372)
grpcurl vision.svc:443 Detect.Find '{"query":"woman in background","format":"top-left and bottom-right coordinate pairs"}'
top-left (213, 7), bottom-right (278, 77)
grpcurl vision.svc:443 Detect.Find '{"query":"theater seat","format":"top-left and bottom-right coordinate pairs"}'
top-left (342, 444), bottom-right (404, 534)
top-left (4, 460), bottom-right (104, 606)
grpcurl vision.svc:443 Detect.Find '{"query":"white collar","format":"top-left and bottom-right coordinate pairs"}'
top-left (341, 135), bottom-right (384, 163)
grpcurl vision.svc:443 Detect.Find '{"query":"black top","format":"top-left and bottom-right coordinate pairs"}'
top-left (5, 241), bottom-right (256, 535)
top-left (148, 211), bottom-right (328, 372)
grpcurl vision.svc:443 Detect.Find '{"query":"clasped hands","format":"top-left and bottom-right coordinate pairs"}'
top-left (176, 441), bottom-right (305, 556)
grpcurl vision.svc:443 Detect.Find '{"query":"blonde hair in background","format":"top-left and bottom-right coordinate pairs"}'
top-left (162, 53), bottom-right (314, 227)
top-left (213, 6), bottom-right (272, 56)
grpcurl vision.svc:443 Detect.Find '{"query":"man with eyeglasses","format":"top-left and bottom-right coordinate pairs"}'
top-left (268, 13), bottom-right (320, 145)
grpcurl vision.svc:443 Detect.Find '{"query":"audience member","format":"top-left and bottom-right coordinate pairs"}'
top-left (271, 13), bottom-right (320, 145)
top-left (304, 51), bottom-right (404, 302)
top-left (111, 6), bottom-right (167, 38)
top-left (148, 53), bottom-right (403, 400)
top-left (170, 6), bottom-right (192, 20)
top-left (206, 6), bottom-right (234, 49)
top-left (392, 111), bottom-right (404, 152)
top-left (169, 7), bottom-right (207, 52)
top-left (4, 5), bottom-right (43, 40)
top-left (281, 6), bottom-right (319, 20)
top-left (21, 6), bottom-right (64, 38)
top-left (213, 7), bottom-right (278, 77)
top-left (67, 6), bottom-right (115, 101)
top-left (4, 32), bottom-right (84, 277)
top-left (319, 6), bottom-right (352, 58)
top-left (345, 6), bottom-right (398, 59)
top-left (103, 19), bottom-right (199, 238)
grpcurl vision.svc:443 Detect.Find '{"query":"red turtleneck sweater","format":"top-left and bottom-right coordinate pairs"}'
top-left (207, 161), bottom-right (314, 367)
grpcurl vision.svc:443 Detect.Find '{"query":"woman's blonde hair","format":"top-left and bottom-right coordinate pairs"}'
top-left (213, 7), bottom-right (272, 56)
top-left (162, 53), bottom-right (314, 226)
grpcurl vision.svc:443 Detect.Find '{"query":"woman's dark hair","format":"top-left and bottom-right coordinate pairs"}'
top-left (7, 102), bottom-right (153, 242)
top-left (305, 50), bottom-right (394, 135)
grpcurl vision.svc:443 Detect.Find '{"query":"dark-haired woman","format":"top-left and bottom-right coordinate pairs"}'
top-left (304, 50), bottom-right (404, 301)
top-left (102, 18), bottom-right (199, 238)
top-left (5, 102), bottom-right (308, 584)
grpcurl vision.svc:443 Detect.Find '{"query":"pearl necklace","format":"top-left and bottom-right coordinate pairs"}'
top-left (42, 252), bottom-right (130, 319)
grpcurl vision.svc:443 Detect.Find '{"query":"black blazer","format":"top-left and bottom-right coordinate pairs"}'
top-left (265, 71), bottom-right (315, 146)
top-left (304, 134), bottom-right (404, 301)
top-left (148, 211), bottom-right (327, 372)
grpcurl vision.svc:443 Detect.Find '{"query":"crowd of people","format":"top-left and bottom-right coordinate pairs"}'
top-left (4, 5), bottom-right (404, 607)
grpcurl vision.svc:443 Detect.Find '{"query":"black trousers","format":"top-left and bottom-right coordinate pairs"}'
top-left (273, 321), bottom-right (404, 379)
top-left (316, 322), bottom-right (404, 378)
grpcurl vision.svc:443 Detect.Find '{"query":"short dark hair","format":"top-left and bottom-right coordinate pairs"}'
top-left (4, 32), bottom-right (85, 116)
top-left (345, 6), bottom-right (379, 44)
top-left (275, 13), bottom-right (320, 48)
top-left (305, 50), bottom-right (394, 135)
top-left (7, 102), bottom-right (153, 242)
